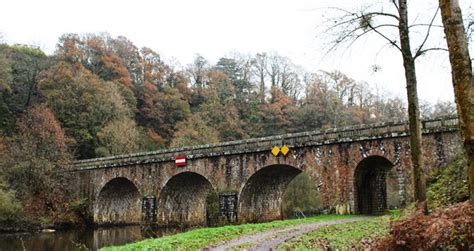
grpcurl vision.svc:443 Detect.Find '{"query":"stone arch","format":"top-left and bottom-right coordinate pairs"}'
top-left (354, 156), bottom-right (393, 214)
top-left (238, 164), bottom-right (302, 223)
top-left (94, 177), bottom-right (141, 225)
top-left (156, 171), bottom-right (215, 227)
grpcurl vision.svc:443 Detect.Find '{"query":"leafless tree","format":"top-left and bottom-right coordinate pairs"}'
top-left (321, 0), bottom-right (448, 205)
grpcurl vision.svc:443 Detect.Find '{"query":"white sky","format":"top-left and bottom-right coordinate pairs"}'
top-left (1, 0), bottom-right (472, 103)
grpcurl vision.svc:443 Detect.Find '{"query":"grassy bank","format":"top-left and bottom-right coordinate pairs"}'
top-left (277, 215), bottom-right (393, 250)
top-left (101, 214), bottom-right (357, 251)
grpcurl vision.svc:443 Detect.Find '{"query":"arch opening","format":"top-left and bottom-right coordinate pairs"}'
top-left (354, 156), bottom-right (393, 215)
top-left (238, 165), bottom-right (301, 223)
top-left (281, 172), bottom-right (321, 218)
top-left (156, 172), bottom-right (214, 227)
top-left (94, 177), bottom-right (141, 225)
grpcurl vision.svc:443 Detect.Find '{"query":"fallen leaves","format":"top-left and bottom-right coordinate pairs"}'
top-left (376, 202), bottom-right (474, 250)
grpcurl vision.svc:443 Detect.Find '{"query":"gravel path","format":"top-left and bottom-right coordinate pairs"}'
top-left (206, 217), bottom-right (368, 251)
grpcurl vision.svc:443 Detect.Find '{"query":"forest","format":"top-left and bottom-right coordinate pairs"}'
top-left (0, 33), bottom-right (457, 228)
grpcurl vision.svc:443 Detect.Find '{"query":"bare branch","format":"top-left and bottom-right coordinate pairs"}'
top-left (391, 0), bottom-right (399, 12)
top-left (324, 6), bottom-right (399, 20)
top-left (345, 27), bottom-right (398, 56)
top-left (414, 7), bottom-right (440, 59)
top-left (323, 8), bottom-right (399, 32)
top-left (325, 20), bottom-right (399, 54)
top-left (408, 24), bottom-right (444, 29)
top-left (371, 24), bottom-right (399, 29)
top-left (468, 18), bottom-right (474, 40)
top-left (324, 13), bottom-right (396, 32)
top-left (320, 4), bottom-right (403, 57)
top-left (365, 12), bottom-right (400, 20)
top-left (416, 47), bottom-right (448, 56)
top-left (348, 24), bottom-right (399, 46)
top-left (367, 21), bottom-right (402, 52)
top-left (322, 6), bottom-right (403, 55)
top-left (324, 6), bottom-right (359, 16)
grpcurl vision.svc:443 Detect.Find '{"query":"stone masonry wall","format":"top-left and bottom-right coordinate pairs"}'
top-left (72, 118), bottom-right (461, 226)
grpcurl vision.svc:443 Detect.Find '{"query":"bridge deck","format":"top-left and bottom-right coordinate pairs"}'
top-left (72, 117), bottom-right (458, 170)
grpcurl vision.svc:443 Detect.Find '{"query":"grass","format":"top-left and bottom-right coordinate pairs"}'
top-left (100, 214), bottom-right (356, 251)
top-left (277, 215), bottom-right (394, 250)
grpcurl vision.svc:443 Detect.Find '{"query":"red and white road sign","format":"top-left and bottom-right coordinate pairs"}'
top-left (175, 156), bottom-right (186, 167)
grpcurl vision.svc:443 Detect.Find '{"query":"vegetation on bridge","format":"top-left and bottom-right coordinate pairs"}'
top-left (427, 153), bottom-right (469, 208)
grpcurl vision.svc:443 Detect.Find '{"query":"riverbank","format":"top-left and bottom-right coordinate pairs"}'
top-left (0, 219), bottom-right (82, 234)
top-left (0, 224), bottom-right (171, 251)
top-left (100, 214), bottom-right (358, 251)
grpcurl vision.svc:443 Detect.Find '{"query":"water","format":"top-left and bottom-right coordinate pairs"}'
top-left (0, 225), bottom-right (183, 251)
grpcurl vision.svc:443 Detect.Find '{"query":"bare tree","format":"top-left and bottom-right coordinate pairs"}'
top-left (323, 0), bottom-right (446, 204)
top-left (187, 54), bottom-right (209, 87)
top-left (439, 0), bottom-right (474, 202)
top-left (265, 53), bottom-right (301, 100)
top-left (252, 53), bottom-right (268, 103)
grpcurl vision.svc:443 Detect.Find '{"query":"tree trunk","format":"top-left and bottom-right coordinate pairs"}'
top-left (259, 73), bottom-right (265, 104)
top-left (439, 0), bottom-right (474, 202)
top-left (398, 0), bottom-right (426, 202)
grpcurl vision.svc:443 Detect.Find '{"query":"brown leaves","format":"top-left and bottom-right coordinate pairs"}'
top-left (376, 202), bottom-right (474, 250)
top-left (2, 104), bottom-right (76, 224)
top-left (100, 53), bottom-right (132, 87)
top-left (16, 104), bottom-right (70, 163)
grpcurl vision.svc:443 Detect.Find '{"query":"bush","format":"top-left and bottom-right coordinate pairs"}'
top-left (427, 154), bottom-right (469, 209)
top-left (376, 202), bottom-right (473, 250)
top-left (70, 197), bottom-right (91, 224)
top-left (0, 177), bottom-right (22, 222)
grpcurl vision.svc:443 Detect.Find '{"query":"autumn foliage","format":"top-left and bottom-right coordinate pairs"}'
top-left (376, 202), bottom-right (474, 250)
top-left (15, 104), bottom-right (69, 161)
top-left (3, 105), bottom-right (75, 226)
top-left (0, 33), bottom-right (460, 228)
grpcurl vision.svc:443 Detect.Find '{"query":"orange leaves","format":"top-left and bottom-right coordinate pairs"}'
top-left (100, 53), bottom-right (132, 87)
top-left (57, 34), bottom-right (85, 64)
top-left (57, 33), bottom-right (134, 88)
top-left (16, 104), bottom-right (70, 161)
top-left (376, 202), bottom-right (474, 250)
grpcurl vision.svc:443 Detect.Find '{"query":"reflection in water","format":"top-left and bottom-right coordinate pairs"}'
top-left (0, 225), bottom-right (184, 251)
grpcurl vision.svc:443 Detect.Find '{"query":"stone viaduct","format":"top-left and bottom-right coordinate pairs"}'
top-left (71, 117), bottom-right (461, 226)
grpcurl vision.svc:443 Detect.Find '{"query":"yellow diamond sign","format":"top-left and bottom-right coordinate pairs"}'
top-left (281, 145), bottom-right (290, 156)
top-left (271, 146), bottom-right (280, 156)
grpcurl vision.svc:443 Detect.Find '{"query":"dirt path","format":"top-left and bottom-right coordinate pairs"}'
top-left (206, 217), bottom-right (368, 251)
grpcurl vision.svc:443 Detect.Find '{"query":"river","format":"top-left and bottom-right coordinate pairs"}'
top-left (0, 225), bottom-right (184, 251)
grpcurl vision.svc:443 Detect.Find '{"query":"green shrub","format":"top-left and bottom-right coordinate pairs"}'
top-left (206, 192), bottom-right (220, 226)
top-left (70, 197), bottom-right (91, 222)
top-left (0, 177), bottom-right (22, 222)
top-left (39, 216), bottom-right (53, 226)
top-left (0, 189), bottom-right (22, 222)
top-left (427, 154), bottom-right (469, 209)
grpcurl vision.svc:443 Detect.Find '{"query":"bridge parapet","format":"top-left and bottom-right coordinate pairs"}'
top-left (72, 117), bottom-right (458, 170)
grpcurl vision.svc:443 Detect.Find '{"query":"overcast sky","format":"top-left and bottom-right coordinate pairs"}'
top-left (1, 0), bottom-right (472, 103)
